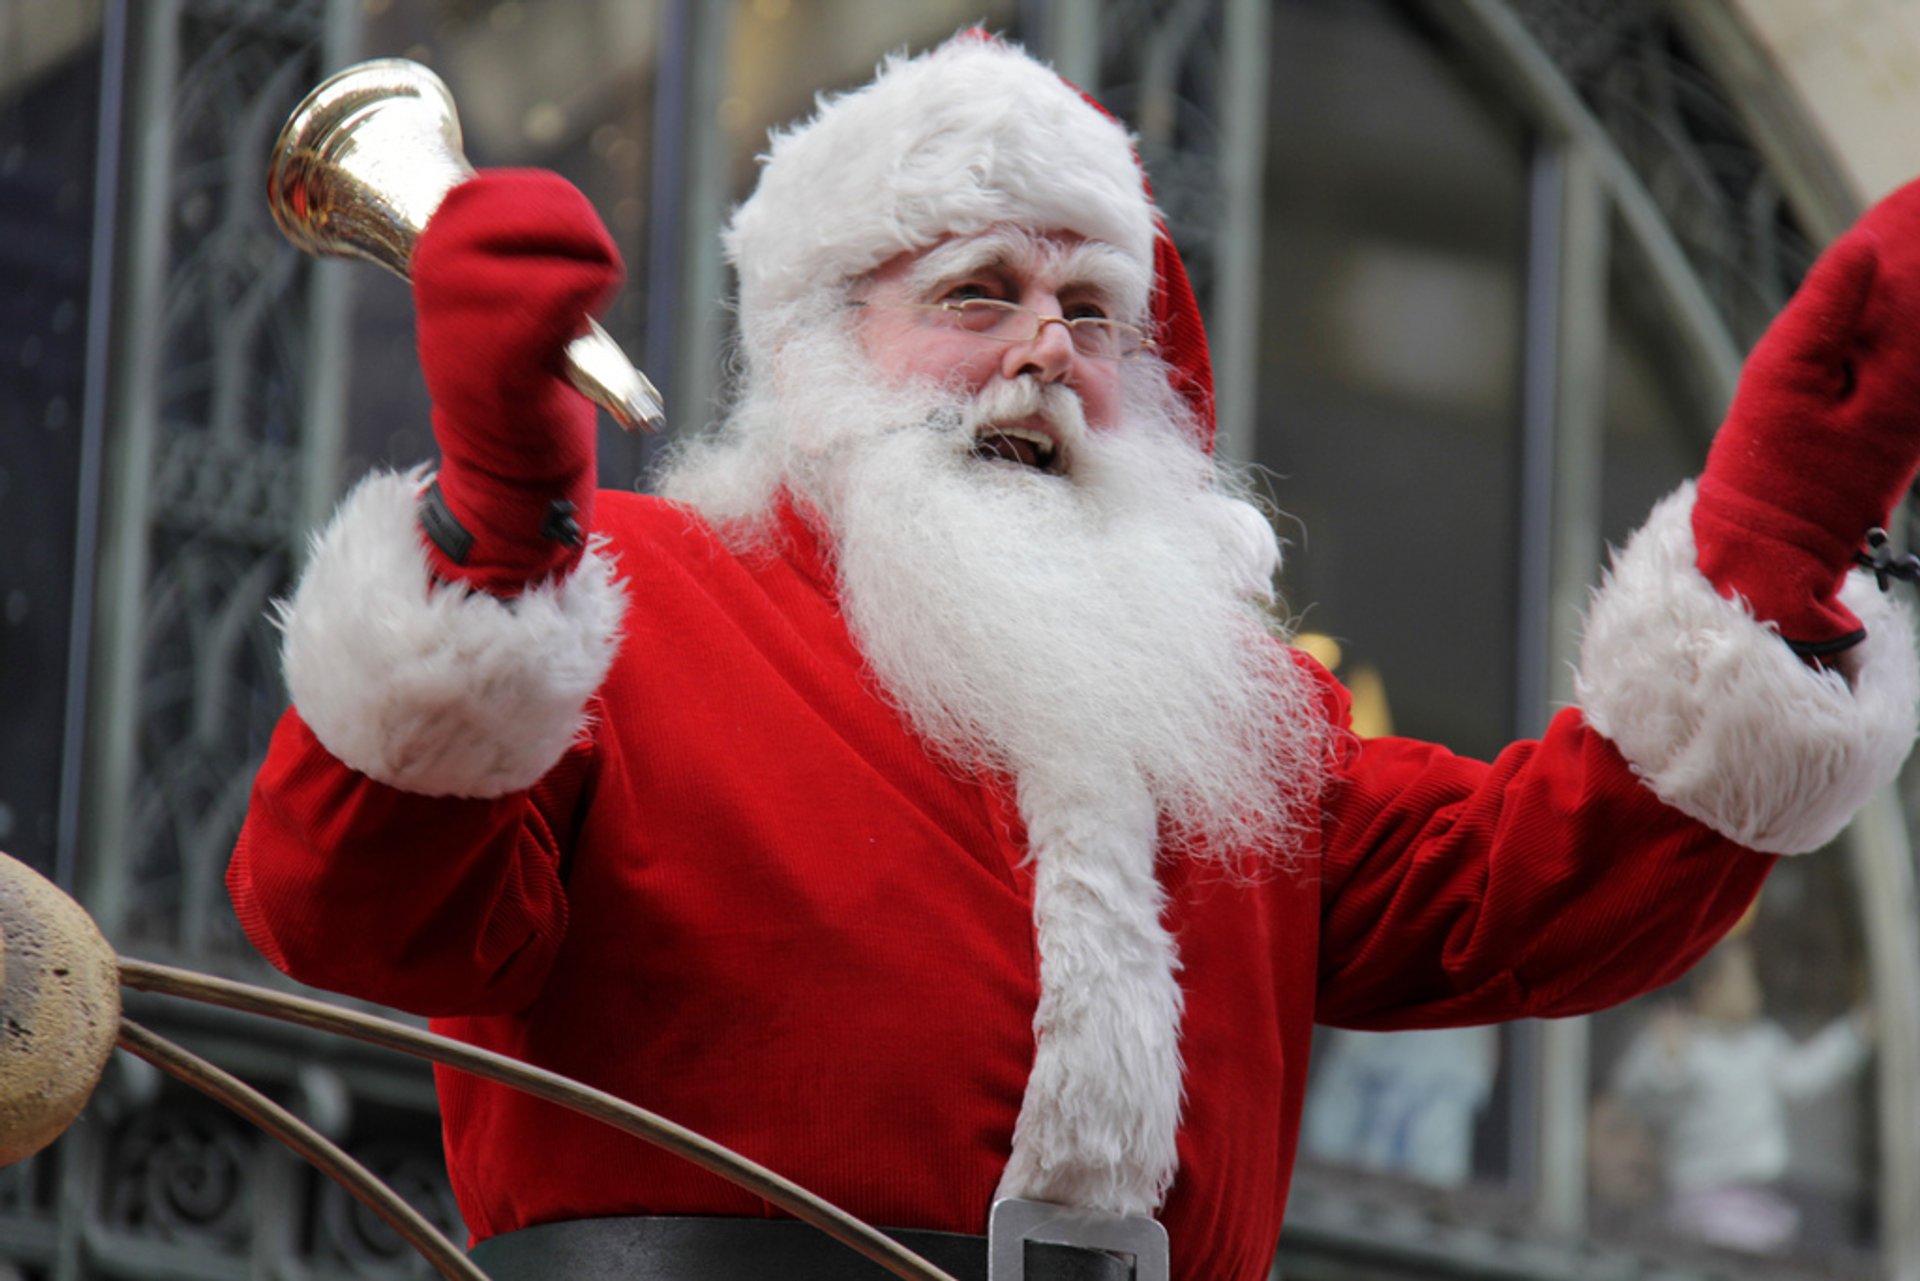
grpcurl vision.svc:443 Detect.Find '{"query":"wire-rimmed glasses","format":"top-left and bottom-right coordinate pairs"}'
top-left (850, 298), bottom-right (1156, 361)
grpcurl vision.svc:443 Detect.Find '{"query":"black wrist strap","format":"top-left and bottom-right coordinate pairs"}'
top-left (418, 480), bottom-right (473, 565)
top-left (1786, 629), bottom-right (1868, 660)
top-left (418, 482), bottom-right (583, 567)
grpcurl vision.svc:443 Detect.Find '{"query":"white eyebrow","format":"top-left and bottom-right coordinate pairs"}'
top-left (1057, 241), bottom-right (1150, 318)
top-left (898, 230), bottom-right (1150, 320)
top-left (896, 233), bottom-right (1021, 296)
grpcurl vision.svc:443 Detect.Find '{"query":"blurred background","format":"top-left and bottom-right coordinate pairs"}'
top-left (3, 1), bottom-right (1920, 1278)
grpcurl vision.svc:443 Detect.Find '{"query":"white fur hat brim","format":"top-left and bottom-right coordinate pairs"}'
top-left (723, 35), bottom-right (1157, 328)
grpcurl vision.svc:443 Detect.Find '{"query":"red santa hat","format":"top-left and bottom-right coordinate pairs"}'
top-left (723, 32), bottom-right (1217, 449)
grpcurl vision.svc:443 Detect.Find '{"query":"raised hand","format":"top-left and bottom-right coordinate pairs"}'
top-left (412, 169), bottom-right (622, 595)
top-left (1693, 177), bottom-right (1920, 657)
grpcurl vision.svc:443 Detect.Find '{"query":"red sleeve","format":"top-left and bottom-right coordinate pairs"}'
top-left (227, 709), bottom-right (592, 1017)
top-left (1312, 698), bottom-right (1775, 1030)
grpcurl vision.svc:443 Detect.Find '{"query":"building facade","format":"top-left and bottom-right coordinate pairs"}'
top-left (1, 1), bottom-right (1917, 1278)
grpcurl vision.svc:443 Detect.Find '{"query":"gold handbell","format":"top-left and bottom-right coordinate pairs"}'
top-left (268, 58), bottom-right (665, 432)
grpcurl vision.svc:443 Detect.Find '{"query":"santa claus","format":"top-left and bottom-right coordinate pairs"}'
top-left (228, 34), bottom-right (1920, 1281)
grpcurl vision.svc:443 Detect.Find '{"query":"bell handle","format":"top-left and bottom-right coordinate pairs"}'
top-left (570, 320), bottom-right (664, 432)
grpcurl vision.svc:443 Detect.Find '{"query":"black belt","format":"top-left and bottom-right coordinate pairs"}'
top-left (467, 1215), bottom-right (1137, 1280)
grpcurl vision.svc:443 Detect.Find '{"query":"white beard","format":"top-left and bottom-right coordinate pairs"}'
top-left (661, 329), bottom-right (1332, 1215)
top-left (804, 364), bottom-right (1329, 869)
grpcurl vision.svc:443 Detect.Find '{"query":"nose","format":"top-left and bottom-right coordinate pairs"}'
top-left (999, 308), bottom-right (1076, 385)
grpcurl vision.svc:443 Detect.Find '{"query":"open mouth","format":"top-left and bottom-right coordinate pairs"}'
top-left (972, 424), bottom-right (1063, 474)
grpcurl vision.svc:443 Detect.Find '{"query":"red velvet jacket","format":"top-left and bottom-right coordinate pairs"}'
top-left (229, 489), bottom-right (1774, 1279)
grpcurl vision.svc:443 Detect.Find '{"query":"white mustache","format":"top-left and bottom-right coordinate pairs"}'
top-left (960, 378), bottom-right (1089, 441)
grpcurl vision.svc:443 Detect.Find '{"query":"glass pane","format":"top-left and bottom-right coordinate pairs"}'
top-left (1587, 856), bottom-right (1876, 1266)
top-left (1259, 0), bottom-right (1527, 766)
top-left (0, 3), bottom-right (105, 881)
top-left (1263, 0), bottom-right (1528, 1193)
top-left (1592, 235), bottom-right (1720, 552)
top-left (1300, 1026), bottom-right (1501, 1187)
top-left (1585, 256), bottom-right (1880, 1269)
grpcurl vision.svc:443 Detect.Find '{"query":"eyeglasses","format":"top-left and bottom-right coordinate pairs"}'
top-left (850, 298), bottom-right (1156, 362)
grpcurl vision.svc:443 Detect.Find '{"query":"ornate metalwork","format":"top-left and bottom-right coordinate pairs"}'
top-left (0, 1148), bottom-right (53, 1217)
top-left (1079, 1), bottom-right (1233, 319)
top-left (62, 1058), bottom-right (475, 1278)
top-left (111, 1018), bottom-right (481, 1280)
top-left (111, 6), bottom-right (330, 961)
top-left (1506, 0), bottom-right (1816, 347)
top-left (312, 1140), bottom-right (468, 1276)
top-left (1046, 0), bottom-right (1269, 460)
top-left (97, 1099), bottom-right (254, 1252)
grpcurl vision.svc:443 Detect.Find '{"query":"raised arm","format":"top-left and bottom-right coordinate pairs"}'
top-left (228, 172), bottom-right (629, 1012)
top-left (1316, 180), bottom-right (1920, 1028)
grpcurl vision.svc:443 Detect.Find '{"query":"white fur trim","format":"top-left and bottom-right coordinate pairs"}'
top-left (278, 469), bottom-right (625, 798)
top-left (724, 39), bottom-right (1155, 327)
top-left (995, 768), bottom-right (1185, 1216)
top-left (1574, 482), bottom-right (1919, 855)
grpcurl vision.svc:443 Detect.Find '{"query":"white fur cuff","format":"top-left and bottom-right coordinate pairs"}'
top-left (277, 469), bottom-right (625, 798)
top-left (1574, 482), bottom-right (1919, 855)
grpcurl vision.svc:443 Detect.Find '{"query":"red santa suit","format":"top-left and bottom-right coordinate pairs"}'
top-left (228, 36), bottom-right (1920, 1281)
top-left (229, 481), bottom-right (1913, 1280)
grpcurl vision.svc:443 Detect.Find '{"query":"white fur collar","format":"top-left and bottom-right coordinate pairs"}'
top-left (994, 766), bottom-right (1185, 1216)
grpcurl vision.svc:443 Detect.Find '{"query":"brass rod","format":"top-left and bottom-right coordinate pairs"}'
top-left (115, 1017), bottom-right (487, 1281)
top-left (119, 958), bottom-right (958, 1281)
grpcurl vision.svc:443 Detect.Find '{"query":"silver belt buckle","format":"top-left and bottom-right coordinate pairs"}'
top-left (987, 1197), bottom-right (1169, 1280)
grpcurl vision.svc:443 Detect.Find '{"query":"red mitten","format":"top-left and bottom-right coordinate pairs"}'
top-left (411, 170), bottom-right (621, 595)
top-left (1692, 178), bottom-right (1920, 657)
